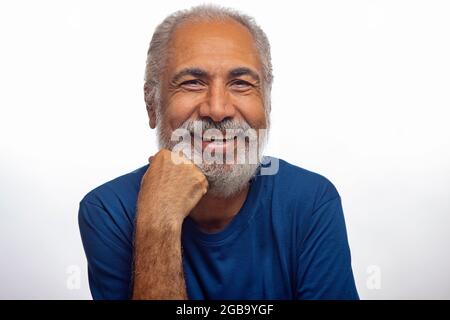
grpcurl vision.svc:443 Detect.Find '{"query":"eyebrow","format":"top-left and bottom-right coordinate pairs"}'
top-left (170, 68), bottom-right (207, 84)
top-left (170, 66), bottom-right (261, 84)
top-left (228, 67), bottom-right (260, 83)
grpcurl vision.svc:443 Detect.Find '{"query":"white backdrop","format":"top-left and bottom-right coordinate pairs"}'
top-left (1, 0), bottom-right (449, 299)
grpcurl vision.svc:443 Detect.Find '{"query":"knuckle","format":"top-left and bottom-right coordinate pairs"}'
top-left (192, 172), bottom-right (207, 186)
top-left (160, 149), bottom-right (170, 158)
top-left (154, 149), bottom-right (165, 160)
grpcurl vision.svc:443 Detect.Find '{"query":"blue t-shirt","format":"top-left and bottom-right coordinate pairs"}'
top-left (78, 157), bottom-right (359, 300)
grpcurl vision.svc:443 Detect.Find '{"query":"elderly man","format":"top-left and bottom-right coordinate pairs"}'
top-left (78, 5), bottom-right (359, 300)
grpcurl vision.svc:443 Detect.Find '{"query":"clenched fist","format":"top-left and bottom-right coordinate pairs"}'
top-left (137, 149), bottom-right (209, 226)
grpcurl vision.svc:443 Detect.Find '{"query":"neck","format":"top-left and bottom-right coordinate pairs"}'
top-left (189, 184), bottom-right (250, 233)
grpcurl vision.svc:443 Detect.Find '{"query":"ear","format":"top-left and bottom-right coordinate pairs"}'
top-left (144, 83), bottom-right (157, 129)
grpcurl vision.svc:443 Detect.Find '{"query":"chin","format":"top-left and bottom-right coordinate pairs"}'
top-left (199, 162), bottom-right (259, 198)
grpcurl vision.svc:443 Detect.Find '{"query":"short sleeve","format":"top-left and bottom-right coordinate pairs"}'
top-left (78, 199), bottom-right (134, 299)
top-left (296, 196), bottom-right (359, 299)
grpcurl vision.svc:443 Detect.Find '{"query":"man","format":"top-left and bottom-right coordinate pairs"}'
top-left (78, 4), bottom-right (359, 300)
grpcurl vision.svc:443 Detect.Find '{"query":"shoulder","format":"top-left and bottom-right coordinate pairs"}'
top-left (262, 157), bottom-right (347, 259)
top-left (78, 164), bottom-right (149, 248)
top-left (80, 164), bottom-right (148, 208)
top-left (265, 157), bottom-right (340, 210)
top-left (79, 164), bottom-right (149, 231)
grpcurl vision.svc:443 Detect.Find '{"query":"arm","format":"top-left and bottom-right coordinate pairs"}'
top-left (131, 149), bottom-right (208, 299)
top-left (132, 197), bottom-right (187, 299)
top-left (78, 199), bottom-right (134, 299)
top-left (296, 193), bottom-right (359, 300)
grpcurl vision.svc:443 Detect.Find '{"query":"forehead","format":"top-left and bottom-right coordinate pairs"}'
top-left (165, 19), bottom-right (262, 75)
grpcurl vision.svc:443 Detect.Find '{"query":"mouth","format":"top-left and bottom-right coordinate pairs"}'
top-left (191, 133), bottom-right (238, 153)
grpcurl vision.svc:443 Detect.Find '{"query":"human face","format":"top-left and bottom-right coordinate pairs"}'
top-left (158, 18), bottom-right (268, 152)
top-left (152, 19), bottom-right (269, 197)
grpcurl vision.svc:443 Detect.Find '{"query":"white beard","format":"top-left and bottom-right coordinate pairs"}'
top-left (156, 117), bottom-right (268, 198)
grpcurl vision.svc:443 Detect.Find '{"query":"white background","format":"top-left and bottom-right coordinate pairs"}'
top-left (1, 0), bottom-right (449, 299)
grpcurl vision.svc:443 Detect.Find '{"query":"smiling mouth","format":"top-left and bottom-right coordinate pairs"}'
top-left (191, 132), bottom-right (237, 141)
top-left (190, 134), bottom-right (238, 152)
top-left (201, 136), bottom-right (237, 142)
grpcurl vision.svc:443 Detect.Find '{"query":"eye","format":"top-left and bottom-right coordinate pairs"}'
top-left (231, 80), bottom-right (253, 91)
top-left (180, 79), bottom-right (204, 90)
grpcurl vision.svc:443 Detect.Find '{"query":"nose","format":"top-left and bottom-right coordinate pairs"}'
top-left (198, 81), bottom-right (235, 122)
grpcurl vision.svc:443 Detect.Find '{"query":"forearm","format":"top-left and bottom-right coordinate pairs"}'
top-left (131, 149), bottom-right (207, 299)
top-left (132, 205), bottom-right (187, 300)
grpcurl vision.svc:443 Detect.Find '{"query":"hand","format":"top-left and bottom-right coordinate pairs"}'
top-left (138, 149), bottom-right (208, 225)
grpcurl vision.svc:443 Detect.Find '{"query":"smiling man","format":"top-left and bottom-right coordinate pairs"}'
top-left (78, 5), bottom-right (359, 300)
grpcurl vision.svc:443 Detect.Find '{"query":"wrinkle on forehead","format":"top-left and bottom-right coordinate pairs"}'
top-left (165, 19), bottom-right (263, 75)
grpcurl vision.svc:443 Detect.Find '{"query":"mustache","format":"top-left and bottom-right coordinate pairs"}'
top-left (178, 118), bottom-right (252, 135)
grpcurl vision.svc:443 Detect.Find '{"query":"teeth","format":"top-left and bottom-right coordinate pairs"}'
top-left (202, 136), bottom-right (234, 141)
top-left (191, 134), bottom-right (236, 142)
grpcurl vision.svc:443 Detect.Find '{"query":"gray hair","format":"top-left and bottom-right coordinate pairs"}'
top-left (144, 4), bottom-right (273, 119)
